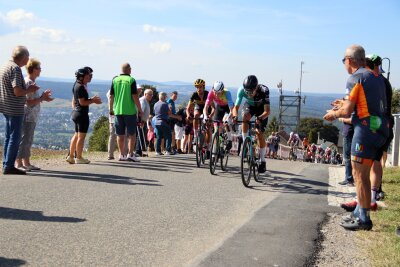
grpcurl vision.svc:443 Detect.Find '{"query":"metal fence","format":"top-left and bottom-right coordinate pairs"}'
top-left (390, 114), bottom-right (400, 166)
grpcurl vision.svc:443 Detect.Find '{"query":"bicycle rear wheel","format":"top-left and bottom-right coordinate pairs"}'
top-left (209, 133), bottom-right (219, 175)
top-left (241, 138), bottom-right (252, 187)
top-left (195, 134), bottom-right (203, 167)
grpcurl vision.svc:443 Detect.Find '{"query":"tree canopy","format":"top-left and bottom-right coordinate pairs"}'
top-left (298, 117), bottom-right (339, 144)
top-left (88, 116), bottom-right (109, 151)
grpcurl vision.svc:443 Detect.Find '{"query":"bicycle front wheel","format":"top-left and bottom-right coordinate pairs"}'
top-left (241, 138), bottom-right (252, 187)
top-left (195, 134), bottom-right (203, 167)
top-left (209, 133), bottom-right (219, 175)
top-left (221, 143), bottom-right (229, 171)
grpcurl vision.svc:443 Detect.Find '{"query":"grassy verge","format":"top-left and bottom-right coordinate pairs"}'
top-left (359, 167), bottom-right (400, 266)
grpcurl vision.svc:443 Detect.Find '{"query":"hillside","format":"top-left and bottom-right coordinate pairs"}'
top-left (0, 78), bottom-right (342, 149)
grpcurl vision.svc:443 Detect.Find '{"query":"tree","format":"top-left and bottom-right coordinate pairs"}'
top-left (266, 116), bottom-right (279, 136)
top-left (392, 87), bottom-right (400, 114)
top-left (298, 117), bottom-right (339, 144)
top-left (88, 116), bottom-right (109, 151)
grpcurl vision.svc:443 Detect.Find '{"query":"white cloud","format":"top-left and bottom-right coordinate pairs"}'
top-left (143, 24), bottom-right (166, 34)
top-left (149, 42), bottom-right (171, 54)
top-left (0, 9), bottom-right (35, 27)
top-left (24, 27), bottom-right (71, 43)
top-left (99, 38), bottom-right (116, 46)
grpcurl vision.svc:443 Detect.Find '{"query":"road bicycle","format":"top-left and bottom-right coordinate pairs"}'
top-left (209, 120), bottom-right (230, 175)
top-left (194, 118), bottom-right (211, 167)
top-left (238, 121), bottom-right (263, 187)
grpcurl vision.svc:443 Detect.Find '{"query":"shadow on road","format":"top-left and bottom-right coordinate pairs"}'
top-left (28, 170), bottom-right (162, 186)
top-left (0, 257), bottom-right (26, 267)
top-left (0, 207), bottom-right (86, 223)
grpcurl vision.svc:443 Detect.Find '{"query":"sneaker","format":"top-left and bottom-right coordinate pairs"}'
top-left (376, 191), bottom-right (385, 201)
top-left (119, 155), bottom-right (127, 161)
top-left (165, 151), bottom-right (176, 155)
top-left (75, 157), bottom-right (90, 164)
top-left (3, 167), bottom-right (26, 175)
top-left (127, 154), bottom-right (140, 162)
top-left (340, 217), bottom-right (373, 231)
top-left (338, 180), bottom-right (354, 186)
top-left (370, 202), bottom-right (378, 211)
top-left (155, 152), bottom-right (164, 156)
top-left (340, 200), bottom-right (358, 212)
top-left (341, 214), bottom-right (356, 224)
top-left (177, 149), bottom-right (183, 154)
top-left (108, 156), bottom-right (115, 160)
top-left (258, 161), bottom-right (266, 173)
top-left (66, 156), bottom-right (75, 164)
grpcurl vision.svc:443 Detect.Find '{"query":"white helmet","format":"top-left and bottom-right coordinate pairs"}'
top-left (213, 81), bottom-right (224, 93)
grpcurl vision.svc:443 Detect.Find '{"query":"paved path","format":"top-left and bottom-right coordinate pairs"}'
top-left (0, 154), bottom-right (347, 266)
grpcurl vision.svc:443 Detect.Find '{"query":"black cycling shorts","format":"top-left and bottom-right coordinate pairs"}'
top-left (213, 105), bottom-right (230, 122)
top-left (71, 111), bottom-right (89, 133)
top-left (241, 102), bottom-right (268, 132)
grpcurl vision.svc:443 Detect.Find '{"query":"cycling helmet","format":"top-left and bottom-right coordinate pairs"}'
top-left (243, 75), bottom-right (258, 93)
top-left (213, 81), bottom-right (224, 93)
top-left (194, 78), bottom-right (205, 87)
top-left (75, 67), bottom-right (92, 80)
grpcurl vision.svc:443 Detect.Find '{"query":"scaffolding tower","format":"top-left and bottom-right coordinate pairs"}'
top-left (277, 61), bottom-right (305, 133)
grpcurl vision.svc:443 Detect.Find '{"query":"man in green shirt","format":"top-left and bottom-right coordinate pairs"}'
top-left (109, 63), bottom-right (142, 162)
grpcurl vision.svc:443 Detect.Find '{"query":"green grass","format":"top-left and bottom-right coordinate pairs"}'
top-left (359, 167), bottom-right (400, 266)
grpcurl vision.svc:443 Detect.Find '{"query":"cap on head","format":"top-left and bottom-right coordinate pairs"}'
top-left (366, 54), bottom-right (382, 66)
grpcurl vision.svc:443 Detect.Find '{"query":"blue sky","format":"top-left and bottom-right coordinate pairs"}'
top-left (0, 0), bottom-right (399, 94)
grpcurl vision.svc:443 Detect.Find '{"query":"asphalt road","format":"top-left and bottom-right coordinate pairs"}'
top-left (0, 154), bottom-right (333, 266)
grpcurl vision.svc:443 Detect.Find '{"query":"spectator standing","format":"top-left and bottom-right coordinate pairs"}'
top-left (108, 63), bottom-right (142, 162)
top-left (66, 67), bottom-right (102, 164)
top-left (167, 91), bottom-right (178, 152)
top-left (136, 88), bottom-right (153, 156)
top-left (338, 114), bottom-right (354, 185)
top-left (106, 89), bottom-right (127, 160)
top-left (174, 107), bottom-right (187, 154)
top-left (324, 44), bottom-right (389, 231)
top-left (15, 58), bottom-right (54, 171)
top-left (0, 46), bottom-right (40, 175)
top-left (154, 92), bottom-right (181, 155)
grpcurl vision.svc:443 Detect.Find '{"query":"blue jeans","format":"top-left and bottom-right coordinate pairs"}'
top-left (3, 114), bottom-right (23, 170)
top-left (343, 131), bottom-right (354, 183)
top-left (155, 125), bottom-right (171, 153)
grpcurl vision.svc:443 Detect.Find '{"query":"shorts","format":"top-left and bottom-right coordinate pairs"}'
top-left (381, 127), bottom-right (394, 152)
top-left (241, 102), bottom-right (268, 133)
top-left (194, 104), bottom-right (204, 112)
top-left (71, 111), bottom-right (89, 133)
top-left (168, 118), bottom-right (177, 132)
top-left (175, 124), bottom-right (184, 140)
top-left (185, 124), bottom-right (193, 135)
top-left (115, 115), bottom-right (137, 136)
top-left (351, 125), bottom-right (387, 165)
top-left (213, 105), bottom-right (230, 122)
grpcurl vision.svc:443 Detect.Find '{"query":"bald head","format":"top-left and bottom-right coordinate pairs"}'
top-left (121, 63), bottom-right (131, 74)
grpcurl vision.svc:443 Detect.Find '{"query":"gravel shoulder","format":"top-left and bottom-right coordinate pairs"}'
top-left (312, 166), bottom-right (370, 267)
